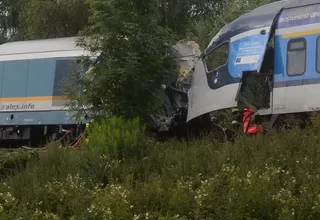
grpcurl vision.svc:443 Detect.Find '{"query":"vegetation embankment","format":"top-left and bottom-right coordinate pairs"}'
top-left (1, 117), bottom-right (320, 219)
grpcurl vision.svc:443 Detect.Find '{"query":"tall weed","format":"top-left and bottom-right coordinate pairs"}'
top-left (84, 116), bottom-right (146, 160)
top-left (3, 117), bottom-right (320, 218)
top-left (79, 116), bottom-right (147, 186)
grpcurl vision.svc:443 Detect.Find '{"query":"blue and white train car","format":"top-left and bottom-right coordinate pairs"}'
top-left (187, 0), bottom-right (320, 127)
top-left (0, 37), bottom-right (91, 146)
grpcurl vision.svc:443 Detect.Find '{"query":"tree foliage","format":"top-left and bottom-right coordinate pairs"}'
top-left (156, 0), bottom-right (224, 38)
top-left (0, 0), bottom-right (23, 42)
top-left (67, 0), bottom-right (177, 122)
top-left (19, 0), bottom-right (90, 40)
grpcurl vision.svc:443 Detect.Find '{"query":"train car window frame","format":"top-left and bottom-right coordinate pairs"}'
top-left (204, 41), bottom-right (230, 73)
top-left (53, 58), bottom-right (79, 97)
top-left (286, 38), bottom-right (306, 77)
top-left (316, 35), bottom-right (320, 73)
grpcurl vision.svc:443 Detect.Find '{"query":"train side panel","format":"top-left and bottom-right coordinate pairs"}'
top-left (0, 37), bottom-right (92, 145)
top-left (0, 57), bottom-right (88, 144)
top-left (0, 58), bottom-right (78, 114)
top-left (2, 60), bottom-right (29, 108)
top-left (26, 59), bottom-right (56, 111)
top-left (273, 3), bottom-right (320, 114)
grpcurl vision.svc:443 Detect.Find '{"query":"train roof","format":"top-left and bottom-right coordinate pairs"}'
top-left (206, 0), bottom-right (320, 54)
top-left (0, 37), bottom-right (83, 55)
top-left (0, 37), bottom-right (92, 62)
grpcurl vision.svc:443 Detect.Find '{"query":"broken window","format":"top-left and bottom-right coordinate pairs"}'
top-left (205, 42), bottom-right (229, 72)
top-left (239, 72), bottom-right (271, 110)
top-left (260, 35), bottom-right (275, 73)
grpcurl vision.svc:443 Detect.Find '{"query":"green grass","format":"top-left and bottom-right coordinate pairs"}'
top-left (2, 117), bottom-right (320, 219)
top-left (0, 150), bottom-right (39, 178)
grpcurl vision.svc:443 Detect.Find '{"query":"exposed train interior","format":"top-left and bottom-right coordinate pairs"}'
top-left (237, 19), bottom-right (276, 113)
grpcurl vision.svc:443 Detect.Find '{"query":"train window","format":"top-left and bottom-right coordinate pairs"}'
top-left (53, 59), bottom-right (79, 97)
top-left (287, 38), bottom-right (306, 76)
top-left (317, 36), bottom-right (320, 73)
top-left (205, 42), bottom-right (229, 72)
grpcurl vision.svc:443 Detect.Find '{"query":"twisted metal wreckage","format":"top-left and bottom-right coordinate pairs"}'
top-left (154, 41), bottom-right (247, 141)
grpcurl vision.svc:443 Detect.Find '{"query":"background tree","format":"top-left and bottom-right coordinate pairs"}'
top-left (0, 0), bottom-right (24, 43)
top-left (18, 0), bottom-right (90, 40)
top-left (186, 0), bottom-right (273, 50)
top-left (156, 0), bottom-right (224, 39)
top-left (66, 0), bottom-right (177, 122)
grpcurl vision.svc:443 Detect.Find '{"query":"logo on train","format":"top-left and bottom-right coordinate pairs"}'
top-left (0, 103), bottom-right (35, 111)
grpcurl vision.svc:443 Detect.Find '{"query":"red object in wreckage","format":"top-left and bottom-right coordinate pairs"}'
top-left (242, 108), bottom-right (264, 134)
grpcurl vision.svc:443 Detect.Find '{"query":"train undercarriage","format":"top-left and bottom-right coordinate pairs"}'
top-left (0, 124), bottom-right (86, 148)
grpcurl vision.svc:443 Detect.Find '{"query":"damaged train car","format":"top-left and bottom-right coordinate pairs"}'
top-left (186, 0), bottom-right (320, 133)
top-left (0, 36), bottom-right (202, 146)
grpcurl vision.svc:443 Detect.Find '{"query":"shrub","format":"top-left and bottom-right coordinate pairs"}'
top-left (0, 151), bottom-right (39, 178)
top-left (84, 116), bottom-right (147, 160)
top-left (79, 116), bottom-right (147, 186)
